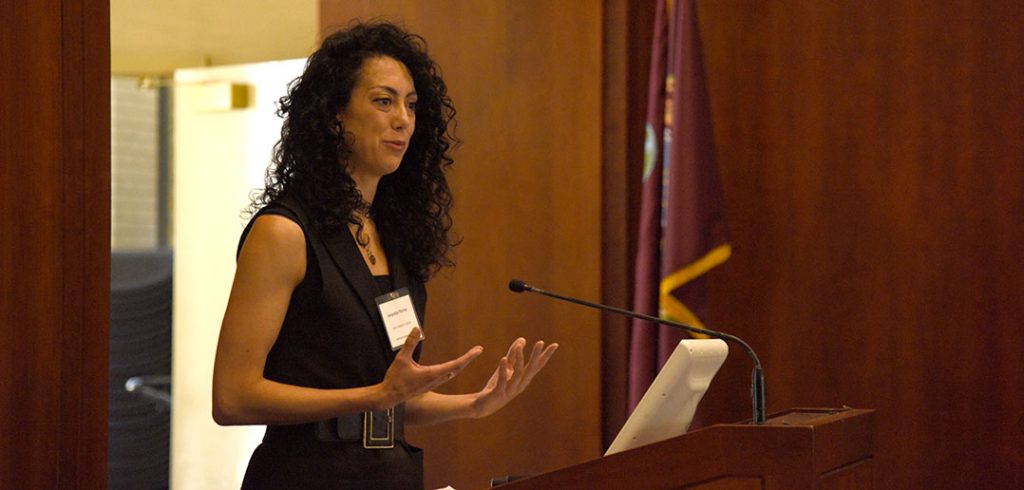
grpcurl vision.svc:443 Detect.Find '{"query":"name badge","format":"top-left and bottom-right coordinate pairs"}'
top-left (375, 288), bottom-right (422, 351)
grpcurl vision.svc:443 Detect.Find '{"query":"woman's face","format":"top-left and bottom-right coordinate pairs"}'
top-left (338, 55), bottom-right (417, 184)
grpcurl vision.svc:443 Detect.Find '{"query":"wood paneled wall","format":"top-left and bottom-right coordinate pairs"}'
top-left (600, 0), bottom-right (655, 450)
top-left (320, 2), bottom-right (606, 488)
top-left (0, 0), bottom-right (110, 488)
top-left (693, 1), bottom-right (1024, 488)
top-left (6, 0), bottom-right (1017, 487)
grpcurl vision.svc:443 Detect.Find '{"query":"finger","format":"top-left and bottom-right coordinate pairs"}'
top-left (495, 357), bottom-right (510, 391)
top-left (522, 343), bottom-right (558, 385)
top-left (514, 339), bottom-right (526, 373)
top-left (526, 340), bottom-right (545, 366)
top-left (455, 345), bottom-right (485, 367)
top-left (426, 345), bottom-right (483, 380)
top-left (505, 342), bottom-right (526, 390)
top-left (395, 327), bottom-right (422, 361)
top-left (518, 341), bottom-right (545, 378)
top-left (536, 343), bottom-right (558, 367)
top-left (507, 338), bottom-right (525, 368)
top-left (425, 348), bottom-right (483, 392)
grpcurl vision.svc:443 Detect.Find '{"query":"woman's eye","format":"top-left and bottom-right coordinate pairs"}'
top-left (375, 97), bottom-right (392, 107)
top-left (407, 101), bottom-right (417, 112)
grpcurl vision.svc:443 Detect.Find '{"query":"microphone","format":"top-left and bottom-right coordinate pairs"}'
top-left (508, 278), bottom-right (767, 424)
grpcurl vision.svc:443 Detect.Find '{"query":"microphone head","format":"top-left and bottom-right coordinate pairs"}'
top-left (508, 279), bottom-right (531, 293)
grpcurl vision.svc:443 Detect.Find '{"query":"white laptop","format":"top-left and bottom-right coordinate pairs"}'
top-left (605, 339), bottom-right (729, 455)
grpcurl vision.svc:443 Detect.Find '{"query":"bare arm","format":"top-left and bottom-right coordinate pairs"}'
top-left (211, 215), bottom-right (481, 426)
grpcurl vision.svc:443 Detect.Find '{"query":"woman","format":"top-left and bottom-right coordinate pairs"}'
top-left (212, 22), bottom-right (558, 489)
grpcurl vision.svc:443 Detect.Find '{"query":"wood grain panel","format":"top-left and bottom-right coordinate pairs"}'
top-left (0, 0), bottom-right (110, 487)
top-left (1, 2), bottom-right (64, 484)
top-left (600, 0), bottom-right (655, 450)
top-left (320, 2), bottom-right (605, 488)
top-left (691, 1), bottom-right (1024, 488)
top-left (78, 0), bottom-right (112, 485)
top-left (501, 409), bottom-right (875, 489)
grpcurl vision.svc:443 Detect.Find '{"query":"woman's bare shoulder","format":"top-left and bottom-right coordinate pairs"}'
top-left (237, 214), bottom-right (307, 284)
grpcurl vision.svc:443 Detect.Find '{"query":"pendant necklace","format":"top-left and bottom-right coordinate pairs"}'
top-left (356, 228), bottom-right (377, 265)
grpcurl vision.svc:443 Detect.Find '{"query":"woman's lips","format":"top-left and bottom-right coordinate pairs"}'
top-left (384, 140), bottom-right (407, 151)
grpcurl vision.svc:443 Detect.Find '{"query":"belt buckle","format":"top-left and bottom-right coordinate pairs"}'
top-left (363, 408), bottom-right (394, 449)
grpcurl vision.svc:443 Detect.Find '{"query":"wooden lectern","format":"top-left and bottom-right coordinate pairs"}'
top-left (499, 408), bottom-right (875, 489)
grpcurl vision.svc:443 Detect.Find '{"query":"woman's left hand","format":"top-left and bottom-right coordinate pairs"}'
top-left (471, 338), bottom-right (558, 418)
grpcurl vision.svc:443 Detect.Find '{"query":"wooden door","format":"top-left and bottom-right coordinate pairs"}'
top-left (0, 0), bottom-right (110, 488)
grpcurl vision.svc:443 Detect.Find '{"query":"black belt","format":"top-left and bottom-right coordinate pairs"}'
top-left (311, 405), bottom-right (405, 449)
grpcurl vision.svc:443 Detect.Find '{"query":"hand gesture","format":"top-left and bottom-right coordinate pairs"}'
top-left (472, 337), bottom-right (558, 418)
top-left (379, 328), bottom-right (482, 409)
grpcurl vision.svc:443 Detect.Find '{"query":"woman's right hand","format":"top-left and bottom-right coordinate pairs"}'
top-left (377, 327), bottom-right (483, 409)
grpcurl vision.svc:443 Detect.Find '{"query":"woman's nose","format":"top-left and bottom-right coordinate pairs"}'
top-left (392, 105), bottom-right (412, 130)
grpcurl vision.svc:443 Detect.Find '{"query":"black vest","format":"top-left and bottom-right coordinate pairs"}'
top-left (238, 197), bottom-right (427, 391)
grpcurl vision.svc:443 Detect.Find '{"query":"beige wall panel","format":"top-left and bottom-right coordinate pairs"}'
top-left (172, 59), bottom-right (307, 490)
top-left (111, 0), bottom-right (319, 75)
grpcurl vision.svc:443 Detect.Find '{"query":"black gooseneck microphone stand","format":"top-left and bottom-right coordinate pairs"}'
top-left (508, 279), bottom-right (767, 424)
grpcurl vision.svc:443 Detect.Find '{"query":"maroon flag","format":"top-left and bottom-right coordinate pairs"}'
top-left (628, 0), bottom-right (731, 411)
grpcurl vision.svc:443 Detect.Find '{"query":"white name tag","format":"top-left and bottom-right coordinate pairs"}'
top-left (375, 288), bottom-right (422, 350)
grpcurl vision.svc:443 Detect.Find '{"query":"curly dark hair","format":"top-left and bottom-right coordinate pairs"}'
top-left (249, 21), bottom-right (458, 282)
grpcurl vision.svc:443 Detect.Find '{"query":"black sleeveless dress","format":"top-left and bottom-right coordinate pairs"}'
top-left (237, 197), bottom-right (427, 489)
